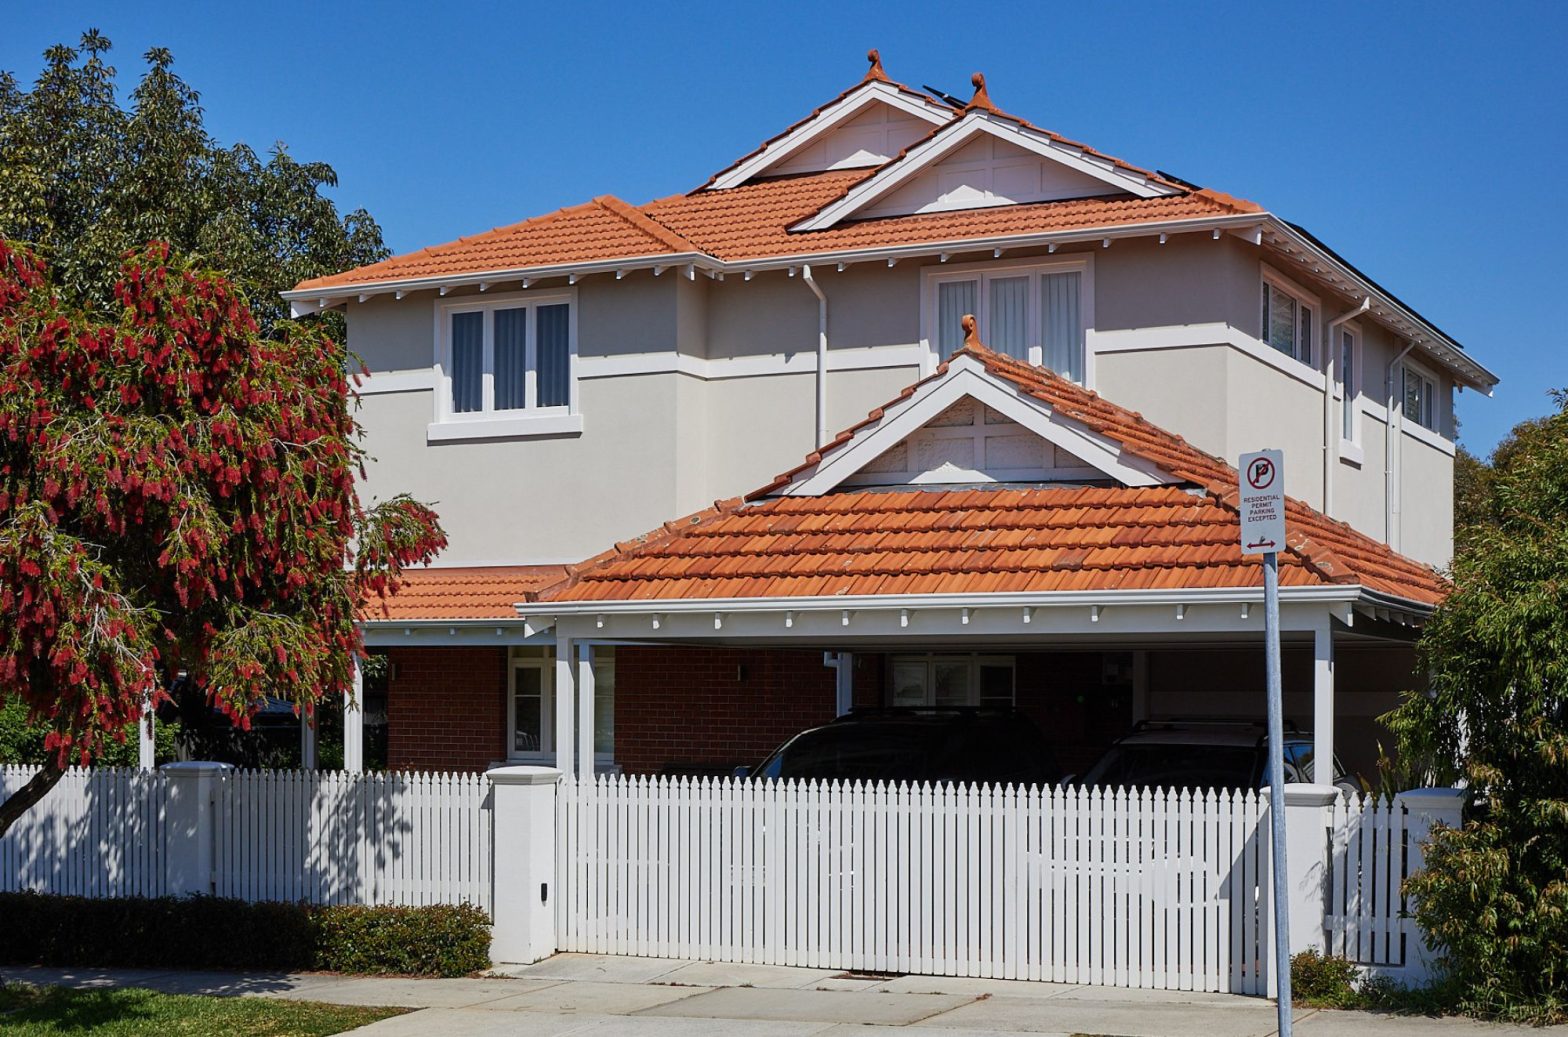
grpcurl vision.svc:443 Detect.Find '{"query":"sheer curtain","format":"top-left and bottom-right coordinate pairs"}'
top-left (494, 308), bottom-right (527, 410)
top-left (937, 280), bottom-right (978, 353)
top-left (536, 304), bottom-right (571, 407)
top-left (450, 311), bottom-right (483, 413)
top-left (1042, 271), bottom-right (1083, 381)
top-left (988, 276), bottom-right (1029, 359)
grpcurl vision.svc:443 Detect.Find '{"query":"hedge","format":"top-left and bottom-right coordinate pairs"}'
top-left (0, 893), bottom-right (490, 977)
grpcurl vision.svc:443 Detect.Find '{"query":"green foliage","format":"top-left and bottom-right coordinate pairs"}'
top-left (0, 983), bottom-right (404, 1037)
top-left (1291, 950), bottom-right (1364, 1007)
top-left (0, 32), bottom-right (387, 334)
top-left (1384, 388), bottom-right (1568, 1022)
top-left (0, 699), bottom-right (177, 767)
top-left (0, 893), bottom-right (491, 977)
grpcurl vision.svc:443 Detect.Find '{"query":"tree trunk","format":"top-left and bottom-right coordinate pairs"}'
top-left (0, 761), bottom-right (66, 839)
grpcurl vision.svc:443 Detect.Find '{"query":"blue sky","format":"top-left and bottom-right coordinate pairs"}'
top-left (5, 0), bottom-right (1563, 455)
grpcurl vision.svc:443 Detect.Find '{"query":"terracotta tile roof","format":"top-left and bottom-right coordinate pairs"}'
top-left (641, 175), bottom-right (1254, 262)
top-left (531, 346), bottom-right (1445, 607)
top-left (296, 196), bottom-right (701, 292)
top-left (361, 565), bottom-right (568, 621)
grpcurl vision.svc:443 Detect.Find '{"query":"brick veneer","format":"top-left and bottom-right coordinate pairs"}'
top-left (384, 646), bottom-right (506, 772)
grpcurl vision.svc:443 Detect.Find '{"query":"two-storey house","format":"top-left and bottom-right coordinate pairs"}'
top-left (288, 53), bottom-right (1496, 784)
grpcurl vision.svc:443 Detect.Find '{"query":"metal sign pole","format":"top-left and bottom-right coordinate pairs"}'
top-left (1264, 548), bottom-right (1292, 1035)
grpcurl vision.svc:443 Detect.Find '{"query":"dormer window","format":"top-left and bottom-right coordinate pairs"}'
top-left (1260, 270), bottom-right (1315, 365)
top-left (924, 256), bottom-right (1092, 382)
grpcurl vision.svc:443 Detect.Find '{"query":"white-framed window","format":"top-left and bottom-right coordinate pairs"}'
top-left (922, 256), bottom-right (1093, 382)
top-left (507, 645), bottom-right (615, 763)
top-left (1338, 323), bottom-right (1363, 457)
top-left (1260, 269), bottom-right (1316, 365)
top-left (432, 290), bottom-right (579, 440)
top-left (1401, 361), bottom-right (1438, 433)
top-left (890, 654), bottom-right (1015, 707)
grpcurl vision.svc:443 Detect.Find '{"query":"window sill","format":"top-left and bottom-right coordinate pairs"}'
top-left (1339, 440), bottom-right (1364, 467)
top-left (427, 412), bottom-right (583, 442)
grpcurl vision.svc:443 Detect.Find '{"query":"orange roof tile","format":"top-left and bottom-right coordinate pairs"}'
top-left (531, 346), bottom-right (1445, 608)
top-left (362, 565), bottom-right (567, 621)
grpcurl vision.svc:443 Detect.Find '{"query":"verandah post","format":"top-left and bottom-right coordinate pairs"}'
top-left (554, 632), bottom-right (575, 778)
top-left (343, 654), bottom-right (365, 773)
top-left (487, 764), bottom-right (563, 963)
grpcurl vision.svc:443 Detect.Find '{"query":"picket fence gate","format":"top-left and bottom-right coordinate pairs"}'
top-left (556, 775), bottom-right (1275, 994)
top-left (0, 766), bottom-right (492, 911)
top-left (1327, 793), bottom-right (1416, 968)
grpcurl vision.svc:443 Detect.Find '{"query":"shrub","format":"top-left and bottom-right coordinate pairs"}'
top-left (1290, 950), bottom-right (1363, 1008)
top-left (0, 892), bottom-right (489, 977)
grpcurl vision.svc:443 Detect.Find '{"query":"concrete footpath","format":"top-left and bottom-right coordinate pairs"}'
top-left (3, 953), bottom-right (1563, 1036)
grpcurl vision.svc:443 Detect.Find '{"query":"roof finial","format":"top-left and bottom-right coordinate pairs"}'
top-left (961, 313), bottom-right (985, 351)
top-left (864, 48), bottom-right (889, 82)
top-left (965, 71), bottom-right (998, 112)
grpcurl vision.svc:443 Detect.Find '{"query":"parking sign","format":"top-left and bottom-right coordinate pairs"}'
top-left (1238, 449), bottom-right (1285, 554)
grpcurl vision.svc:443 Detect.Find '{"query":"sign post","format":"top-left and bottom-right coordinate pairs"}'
top-left (1239, 448), bottom-right (1291, 1034)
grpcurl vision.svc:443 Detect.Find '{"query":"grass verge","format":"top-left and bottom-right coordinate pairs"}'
top-left (0, 983), bottom-right (405, 1036)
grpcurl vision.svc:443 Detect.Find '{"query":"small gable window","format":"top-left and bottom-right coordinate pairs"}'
top-left (926, 257), bottom-right (1091, 382)
top-left (1260, 272), bottom-right (1315, 365)
top-left (432, 290), bottom-right (579, 441)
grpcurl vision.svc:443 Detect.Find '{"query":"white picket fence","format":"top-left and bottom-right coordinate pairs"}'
top-left (1327, 793), bottom-right (1412, 967)
top-left (0, 767), bottom-right (169, 898)
top-left (557, 776), bottom-right (1275, 994)
top-left (0, 766), bottom-right (492, 911)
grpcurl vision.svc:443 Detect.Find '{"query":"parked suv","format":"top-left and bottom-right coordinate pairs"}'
top-left (740, 707), bottom-right (1062, 787)
top-left (1075, 720), bottom-right (1360, 794)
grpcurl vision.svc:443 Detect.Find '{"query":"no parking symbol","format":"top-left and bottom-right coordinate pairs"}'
top-left (1238, 449), bottom-right (1285, 554)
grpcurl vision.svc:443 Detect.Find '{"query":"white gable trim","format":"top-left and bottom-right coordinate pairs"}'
top-left (793, 112), bottom-right (1179, 232)
top-left (708, 81), bottom-right (952, 191)
top-left (778, 355), bottom-right (1177, 496)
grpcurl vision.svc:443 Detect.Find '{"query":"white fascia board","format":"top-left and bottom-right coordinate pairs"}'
top-left (709, 81), bottom-right (952, 191)
top-left (793, 112), bottom-right (1176, 233)
top-left (1264, 218), bottom-right (1497, 392)
top-left (280, 251), bottom-right (715, 306)
top-left (780, 355), bottom-right (1175, 495)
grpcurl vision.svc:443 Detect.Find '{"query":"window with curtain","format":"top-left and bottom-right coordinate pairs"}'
top-left (1261, 279), bottom-right (1314, 364)
top-left (928, 262), bottom-right (1088, 380)
top-left (441, 294), bottom-right (574, 421)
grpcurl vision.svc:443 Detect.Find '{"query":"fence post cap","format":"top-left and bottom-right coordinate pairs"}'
top-left (1281, 782), bottom-right (1340, 807)
top-left (486, 765), bottom-right (563, 786)
top-left (158, 761), bottom-right (236, 776)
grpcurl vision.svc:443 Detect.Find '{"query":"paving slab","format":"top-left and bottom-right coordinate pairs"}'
top-left (498, 954), bottom-right (692, 984)
top-left (1293, 1009), bottom-right (1568, 1035)
top-left (343, 1007), bottom-right (600, 1036)
top-left (657, 961), bottom-right (842, 989)
top-left (267, 975), bottom-right (546, 1008)
top-left (873, 975), bottom-right (1088, 999)
top-left (479, 979), bottom-right (711, 1015)
top-left (815, 1026), bottom-right (1074, 1037)
top-left (911, 995), bottom-right (1306, 1037)
top-left (0, 966), bottom-right (182, 991)
top-left (637, 985), bottom-right (973, 1026)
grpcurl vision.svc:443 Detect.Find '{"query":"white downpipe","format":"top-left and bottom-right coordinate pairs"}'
top-left (1321, 297), bottom-right (1371, 517)
top-left (1385, 340), bottom-right (1416, 546)
top-left (802, 264), bottom-right (829, 447)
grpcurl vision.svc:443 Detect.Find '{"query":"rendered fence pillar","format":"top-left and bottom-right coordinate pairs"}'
top-left (1396, 786), bottom-right (1466, 981)
top-left (1311, 616), bottom-right (1335, 784)
top-left (137, 693), bottom-right (156, 771)
top-left (1282, 782), bottom-right (1340, 954)
top-left (343, 657), bottom-right (364, 774)
top-left (486, 764), bottom-right (562, 963)
top-left (161, 761), bottom-right (234, 896)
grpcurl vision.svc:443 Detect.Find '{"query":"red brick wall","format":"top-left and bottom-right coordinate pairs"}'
top-left (614, 646), bottom-right (845, 775)
top-left (385, 646), bottom-right (506, 772)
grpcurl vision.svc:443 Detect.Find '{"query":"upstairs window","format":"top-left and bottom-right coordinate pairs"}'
top-left (1339, 326), bottom-right (1361, 446)
top-left (1402, 363), bottom-right (1438, 432)
top-left (437, 291), bottom-right (575, 425)
top-left (1260, 274), bottom-right (1315, 365)
top-left (927, 258), bottom-right (1090, 382)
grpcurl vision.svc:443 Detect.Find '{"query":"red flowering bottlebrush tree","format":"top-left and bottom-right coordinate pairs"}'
top-left (0, 240), bottom-right (445, 835)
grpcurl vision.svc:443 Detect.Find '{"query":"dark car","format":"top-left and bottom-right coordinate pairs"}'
top-left (1075, 719), bottom-right (1359, 794)
top-left (739, 707), bottom-right (1062, 786)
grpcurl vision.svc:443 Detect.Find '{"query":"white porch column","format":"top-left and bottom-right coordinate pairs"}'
top-left (834, 651), bottom-right (854, 716)
top-left (576, 642), bottom-right (595, 781)
top-left (486, 764), bottom-right (562, 963)
top-left (137, 693), bottom-right (156, 770)
top-left (343, 656), bottom-right (364, 774)
top-left (554, 632), bottom-right (575, 778)
top-left (1312, 615), bottom-right (1335, 784)
top-left (300, 708), bottom-right (318, 770)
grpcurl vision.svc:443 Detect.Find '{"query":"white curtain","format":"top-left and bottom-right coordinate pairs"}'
top-left (1042, 271), bottom-right (1083, 381)
top-left (494, 307), bottom-right (527, 410)
top-left (988, 276), bottom-right (1029, 359)
top-left (537, 304), bottom-right (571, 407)
top-left (937, 280), bottom-right (978, 353)
top-left (450, 311), bottom-right (483, 413)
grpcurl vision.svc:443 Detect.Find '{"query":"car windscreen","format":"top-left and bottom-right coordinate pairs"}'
top-left (754, 724), bottom-right (938, 781)
top-left (1079, 743), bottom-right (1257, 791)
